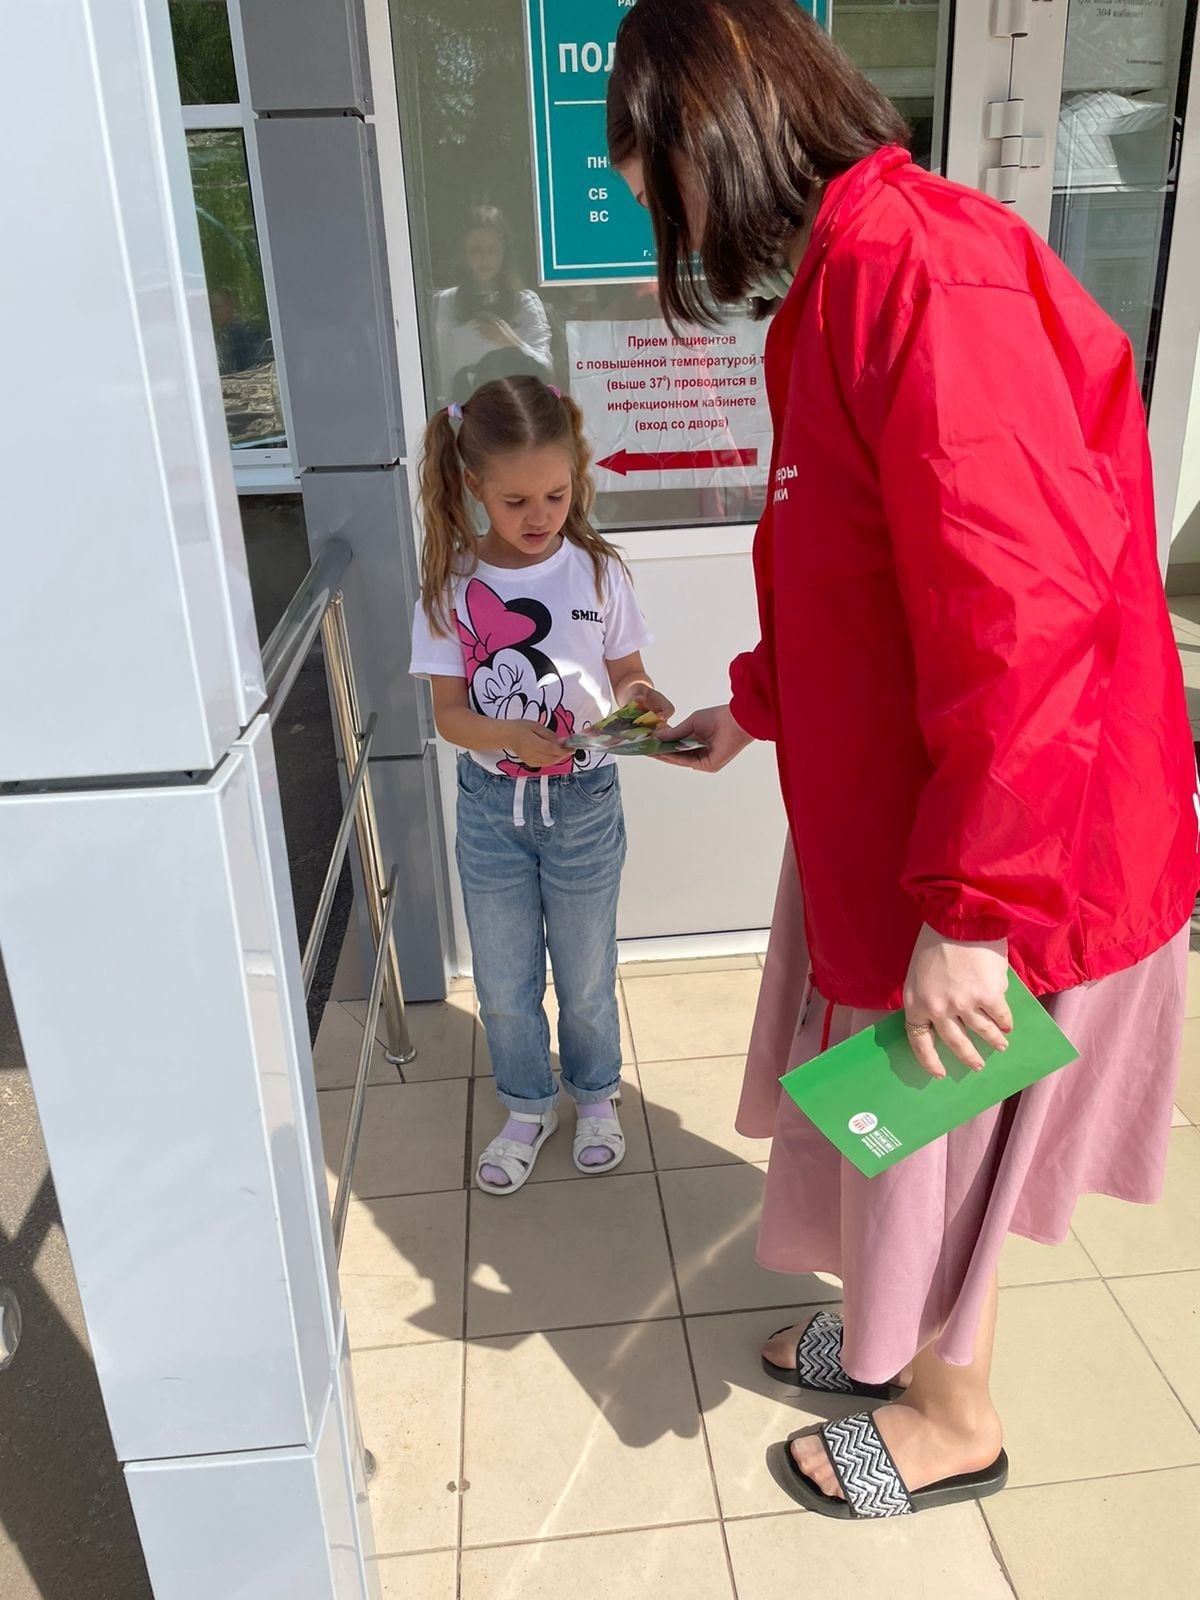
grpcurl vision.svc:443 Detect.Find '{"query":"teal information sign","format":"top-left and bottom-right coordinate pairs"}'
top-left (526, 0), bottom-right (830, 284)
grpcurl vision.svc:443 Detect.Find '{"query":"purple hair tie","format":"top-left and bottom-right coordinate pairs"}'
top-left (447, 403), bottom-right (463, 421)
top-left (548, 385), bottom-right (562, 400)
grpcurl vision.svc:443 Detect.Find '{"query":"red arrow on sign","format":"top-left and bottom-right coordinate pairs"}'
top-left (597, 447), bottom-right (758, 476)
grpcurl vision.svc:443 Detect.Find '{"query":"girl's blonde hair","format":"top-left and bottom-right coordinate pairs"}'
top-left (418, 375), bottom-right (626, 636)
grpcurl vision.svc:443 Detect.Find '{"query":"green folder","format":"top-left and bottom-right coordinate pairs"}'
top-left (779, 971), bottom-right (1079, 1178)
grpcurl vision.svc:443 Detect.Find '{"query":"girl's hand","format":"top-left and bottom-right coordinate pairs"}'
top-left (627, 686), bottom-right (676, 722)
top-left (507, 721), bottom-right (568, 769)
top-left (902, 923), bottom-right (1013, 1077)
top-left (657, 703), bottom-right (753, 772)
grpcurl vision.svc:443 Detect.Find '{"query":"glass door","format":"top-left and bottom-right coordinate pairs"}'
top-left (389, 0), bottom-right (956, 538)
top-left (387, 0), bottom-right (956, 948)
top-left (1050, 0), bottom-right (1195, 394)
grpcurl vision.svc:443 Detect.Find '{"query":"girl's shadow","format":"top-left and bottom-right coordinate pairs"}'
top-left (335, 1053), bottom-right (838, 1452)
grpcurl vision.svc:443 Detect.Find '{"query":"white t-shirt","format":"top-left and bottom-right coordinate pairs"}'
top-left (410, 542), bottom-right (653, 777)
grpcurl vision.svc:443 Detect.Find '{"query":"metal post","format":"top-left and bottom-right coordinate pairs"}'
top-left (332, 865), bottom-right (401, 1257)
top-left (322, 595), bottom-right (415, 1066)
top-left (300, 711), bottom-right (378, 994)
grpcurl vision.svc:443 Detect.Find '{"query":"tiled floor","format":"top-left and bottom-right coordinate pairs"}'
top-left (316, 953), bottom-right (1200, 1600)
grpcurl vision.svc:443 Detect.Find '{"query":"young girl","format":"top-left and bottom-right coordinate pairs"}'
top-left (410, 376), bottom-right (671, 1194)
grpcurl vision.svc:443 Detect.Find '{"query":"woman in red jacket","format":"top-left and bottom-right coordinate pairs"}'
top-left (611, 0), bottom-right (1198, 1521)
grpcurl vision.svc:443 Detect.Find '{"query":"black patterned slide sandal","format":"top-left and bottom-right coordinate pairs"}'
top-left (768, 1412), bottom-right (1009, 1521)
top-left (761, 1309), bottom-right (904, 1401)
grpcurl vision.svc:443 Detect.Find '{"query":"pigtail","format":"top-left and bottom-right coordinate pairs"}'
top-left (418, 408), bottom-right (478, 637)
top-left (559, 392), bottom-right (630, 602)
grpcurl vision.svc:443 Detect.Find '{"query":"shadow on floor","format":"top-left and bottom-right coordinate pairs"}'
top-left (0, 962), bottom-right (153, 1600)
top-left (340, 1064), bottom-right (835, 1453)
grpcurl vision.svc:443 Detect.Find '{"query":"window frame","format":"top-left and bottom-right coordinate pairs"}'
top-left (178, 3), bottom-right (299, 494)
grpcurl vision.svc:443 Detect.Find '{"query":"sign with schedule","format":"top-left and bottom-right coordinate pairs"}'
top-left (525, 0), bottom-right (831, 284)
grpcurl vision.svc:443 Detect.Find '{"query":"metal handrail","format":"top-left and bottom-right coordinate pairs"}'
top-left (301, 711), bottom-right (377, 992)
top-left (262, 550), bottom-right (414, 1487)
top-left (262, 538), bottom-right (353, 722)
top-left (332, 865), bottom-right (399, 1259)
top-left (321, 594), bottom-right (413, 1066)
top-left (259, 542), bottom-right (415, 1071)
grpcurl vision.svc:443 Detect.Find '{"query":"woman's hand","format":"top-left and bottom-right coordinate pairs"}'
top-left (657, 703), bottom-right (754, 772)
top-left (507, 721), bottom-right (567, 769)
top-left (902, 923), bottom-right (1013, 1077)
top-left (474, 316), bottom-right (520, 349)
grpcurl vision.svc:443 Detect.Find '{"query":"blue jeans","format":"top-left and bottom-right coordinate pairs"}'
top-left (455, 755), bottom-right (626, 1113)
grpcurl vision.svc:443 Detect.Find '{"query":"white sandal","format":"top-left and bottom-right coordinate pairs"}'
top-left (476, 1108), bottom-right (559, 1195)
top-left (572, 1100), bottom-right (626, 1175)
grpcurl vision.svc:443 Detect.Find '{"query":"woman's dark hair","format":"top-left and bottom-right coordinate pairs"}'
top-left (608, 0), bottom-right (909, 330)
top-left (452, 204), bottom-right (523, 326)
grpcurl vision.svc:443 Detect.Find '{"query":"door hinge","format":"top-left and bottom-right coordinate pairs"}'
top-left (985, 98), bottom-right (1045, 204)
top-left (992, 0), bottom-right (1031, 38)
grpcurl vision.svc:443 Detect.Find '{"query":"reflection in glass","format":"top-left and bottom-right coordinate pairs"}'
top-left (392, 0), bottom-right (952, 531)
top-left (832, 0), bottom-right (950, 171)
top-left (169, 0), bottom-right (238, 106)
top-left (1051, 0), bottom-right (1192, 389)
top-left (433, 205), bottom-right (553, 405)
top-left (187, 132), bottom-right (286, 450)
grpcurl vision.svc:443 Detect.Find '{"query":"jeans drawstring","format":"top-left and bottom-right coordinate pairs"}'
top-left (511, 775), bottom-right (555, 829)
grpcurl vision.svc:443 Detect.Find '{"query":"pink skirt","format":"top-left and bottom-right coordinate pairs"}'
top-left (738, 852), bottom-right (1188, 1384)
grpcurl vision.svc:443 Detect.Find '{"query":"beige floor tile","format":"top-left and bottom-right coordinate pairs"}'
top-left (355, 1343), bottom-right (462, 1555)
top-left (1110, 1270), bottom-right (1200, 1424)
top-left (460, 1523), bottom-right (733, 1600)
top-left (376, 1551), bottom-right (457, 1600)
top-left (639, 1057), bottom-right (770, 1170)
top-left (1070, 1127), bottom-right (1200, 1276)
top-left (620, 954), bottom-right (761, 978)
top-left (660, 1164), bottom-right (839, 1315)
top-left (341, 1192), bottom-right (467, 1349)
top-left (312, 1001), bottom-right (396, 1091)
top-left (688, 1306), bottom-right (860, 1517)
top-left (475, 985), bottom-right (634, 1074)
top-left (997, 1229), bottom-right (1098, 1287)
top-left (623, 970), bottom-right (762, 1062)
top-left (1176, 1019), bottom-right (1200, 1124)
top-left (469, 1070), bottom-right (653, 1186)
top-left (466, 1173), bottom-right (676, 1337)
top-left (329, 924), bottom-right (366, 1001)
top-left (726, 1505), bottom-right (1012, 1600)
top-left (346, 993), bottom-right (477, 1081)
top-left (320, 1079), bottom-right (468, 1201)
top-left (992, 1280), bottom-right (1200, 1485)
top-left (984, 1468), bottom-right (1200, 1600)
top-left (1173, 1103), bottom-right (1191, 1127)
top-left (462, 1321), bottom-right (715, 1543)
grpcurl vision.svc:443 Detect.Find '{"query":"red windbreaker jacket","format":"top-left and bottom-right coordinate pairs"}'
top-left (731, 147), bottom-right (1199, 1010)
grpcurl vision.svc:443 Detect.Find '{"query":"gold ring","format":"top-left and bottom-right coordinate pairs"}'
top-left (905, 1021), bottom-right (934, 1037)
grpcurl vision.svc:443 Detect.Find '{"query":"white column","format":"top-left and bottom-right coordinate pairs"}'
top-left (0, 4), bottom-right (379, 1593)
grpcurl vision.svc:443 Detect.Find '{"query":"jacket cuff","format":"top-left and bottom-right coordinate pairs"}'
top-left (919, 903), bottom-right (1012, 945)
top-left (729, 651), bottom-right (777, 743)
